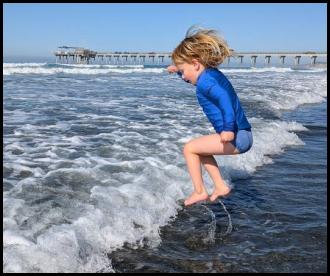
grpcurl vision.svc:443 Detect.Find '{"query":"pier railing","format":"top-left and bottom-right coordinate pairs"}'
top-left (54, 48), bottom-right (327, 66)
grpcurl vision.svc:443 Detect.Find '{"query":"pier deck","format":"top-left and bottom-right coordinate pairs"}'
top-left (54, 47), bottom-right (327, 65)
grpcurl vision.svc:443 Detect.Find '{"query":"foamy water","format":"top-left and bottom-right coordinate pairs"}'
top-left (3, 62), bottom-right (327, 272)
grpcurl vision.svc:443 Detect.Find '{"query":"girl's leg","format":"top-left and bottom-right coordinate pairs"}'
top-left (183, 133), bottom-right (239, 205)
top-left (183, 148), bottom-right (209, 206)
top-left (199, 155), bottom-right (230, 201)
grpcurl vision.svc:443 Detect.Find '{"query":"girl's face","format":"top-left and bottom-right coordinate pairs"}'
top-left (176, 60), bottom-right (205, 85)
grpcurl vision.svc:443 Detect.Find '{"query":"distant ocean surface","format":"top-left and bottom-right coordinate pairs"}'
top-left (3, 61), bottom-right (327, 272)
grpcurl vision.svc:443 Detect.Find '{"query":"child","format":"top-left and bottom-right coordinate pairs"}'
top-left (167, 27), bottom-right (253, 206)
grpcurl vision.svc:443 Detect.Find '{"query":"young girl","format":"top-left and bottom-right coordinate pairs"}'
top-left (167, 27), bottom-right (253, 206)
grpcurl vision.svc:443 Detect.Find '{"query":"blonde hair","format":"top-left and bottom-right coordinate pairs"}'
top-left (172, 26), bottom-right (231, 68)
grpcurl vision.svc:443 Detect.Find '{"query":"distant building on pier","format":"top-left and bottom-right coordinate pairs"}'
top-left (54, 46), bottom-right (97, 64)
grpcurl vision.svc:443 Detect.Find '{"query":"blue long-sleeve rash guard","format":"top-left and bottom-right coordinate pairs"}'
top-left (177, 68), bottom-right (251, 134)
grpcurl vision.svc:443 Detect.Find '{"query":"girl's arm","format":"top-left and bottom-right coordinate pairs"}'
top-left (208, 84), bottom-right (236, 140)
top-left (167, 65), bottom-right (178, 73)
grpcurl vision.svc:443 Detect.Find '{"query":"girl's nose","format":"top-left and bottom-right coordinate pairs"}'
top-left (182, 75), bottom-right (190, 83)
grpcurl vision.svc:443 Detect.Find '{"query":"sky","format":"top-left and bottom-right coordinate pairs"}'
top-left (3, 3), bottom-right (327, 57)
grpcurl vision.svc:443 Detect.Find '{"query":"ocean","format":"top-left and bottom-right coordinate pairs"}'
top-left (3, 60), bottom-right (327, 272)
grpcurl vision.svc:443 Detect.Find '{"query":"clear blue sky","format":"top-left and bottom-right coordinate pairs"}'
top-left (4, 3), bottom-right (327, 57)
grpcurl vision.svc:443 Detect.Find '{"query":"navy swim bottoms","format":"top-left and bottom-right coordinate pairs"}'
top-left (230, 129), bottom-right (253, 153)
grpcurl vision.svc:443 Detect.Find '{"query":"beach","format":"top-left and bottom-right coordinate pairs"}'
top-left (3, 61), bottom-right (327, 273)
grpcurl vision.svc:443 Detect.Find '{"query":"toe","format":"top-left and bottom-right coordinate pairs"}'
top-left (209, 195), bottom-right (217, 202)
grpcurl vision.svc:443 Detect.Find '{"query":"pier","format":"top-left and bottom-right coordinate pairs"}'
top-left (54, 46), bottom-right (327, 66)
top-left (234, 51), bottom-right (327, 66)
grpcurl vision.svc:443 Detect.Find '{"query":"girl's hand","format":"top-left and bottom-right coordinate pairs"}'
top-left (220, 131), bottom-right (235, 143)
top-left (167, 65), bottom-right (178, 73)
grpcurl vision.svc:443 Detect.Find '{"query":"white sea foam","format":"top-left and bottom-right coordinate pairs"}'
top-left (221, 66), bottom-right (327, 73)
top-left (60, 63), bottom-right (144, 68)
top-left (3, 62), bottom-right (143, 68)
top-left (222, 67), bottom-right (294, 73)
top-left (2, 115), bottom-right (310, 272)
top-left (3, 63), bottom-right (165, 75)
top-left (3, 230), bottom-right (35, 247)
top-left (3, 62), bottom-right (47, 67)
top-left (4, 63), bottom-right (326, 76)
top-left (236, 70), bottom-right (327, 112)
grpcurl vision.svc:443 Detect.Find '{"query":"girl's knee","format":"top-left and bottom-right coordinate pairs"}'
top-left (183, 142), bottom-right (194, 155)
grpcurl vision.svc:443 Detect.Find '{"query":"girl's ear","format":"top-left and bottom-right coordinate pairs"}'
top-left (191, 59), bottom-right (200, 70)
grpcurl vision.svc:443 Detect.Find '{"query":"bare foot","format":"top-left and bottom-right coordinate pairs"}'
top-left (184, 191), bottom-right (209, 206)
top-left (209, 186), bottom-right (231, 202)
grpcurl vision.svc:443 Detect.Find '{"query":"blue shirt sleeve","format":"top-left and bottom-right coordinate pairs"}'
top-left (208, 84), bottom-right (236, 131)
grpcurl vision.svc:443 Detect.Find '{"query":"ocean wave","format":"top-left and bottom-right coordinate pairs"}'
top-left (4, 63), bottom-right (327, 75)
top-left (223, 66), bottom-right (327, 73)
top-left (3, 63), bottom-right (163, 75)
top-left (58, 64), bottom-right (144, 68)
top-left (3, 113), bottom-right (309, 272)
top-left (3, 66), bottom-right (165, 75)
top-left (221, 67), bottom-right (294, 73)
top-left (3, 62), bottom-right (48, 68)
top-left (3, 62), bottom-right (144, 68)
top-left (3, 67), bottom-right (165, 76)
